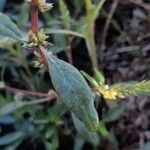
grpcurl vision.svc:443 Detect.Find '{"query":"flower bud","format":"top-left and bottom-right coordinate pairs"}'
top-left (22, 29), bottom-right (52, 48)
top-left (38, 0), bottom-right (53, 12)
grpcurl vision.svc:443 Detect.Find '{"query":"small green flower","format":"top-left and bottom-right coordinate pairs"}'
top-left (22, 29), bottom-right (52, 48)
top-left (33, 51), bottom-right (45, 68)
top-left (33, 59), bottom-right (45, 68)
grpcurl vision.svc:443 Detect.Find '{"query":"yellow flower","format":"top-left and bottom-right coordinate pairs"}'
top-left (98, 85), bottom-right (118, 100)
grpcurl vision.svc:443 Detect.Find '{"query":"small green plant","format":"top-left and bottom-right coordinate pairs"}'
top-left (1, 0), bottom-right (99, 139)
top-left (0, 0), bottom-right (150, 149)
top-left (1, 0), bottom-right (100, 131)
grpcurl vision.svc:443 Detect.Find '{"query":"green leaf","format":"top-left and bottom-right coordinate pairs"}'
top-left (51, 132), bottom-right (59, 150)
top-left (0, 101), bottom-right (27, 116)
top-left (17, 2), bottom-right (29, 28)
top-left (3, 141), bottom-right (22, 150)
top-left (81, 71), bottom-right (99, 87)
top-left (45, 131), bottom-right (59, 150)
top-left (94, 68), bottom-right (105, 85)
top-left (47, 54), bottom-right (99, 132)
top-left (73, 17), bottom-right (86, 36)
top-left (45, 128), bottom-right (56, 139)
top-left (72, 113), bottom-right (99, 145)
top-left (94, 0), bottom-right (106, 19)
top-left (107, 133), bottom-right (119, 149)
top-left (49, 45), bottom-right (67, 54)
top-left (0, 115), bottom-right (16, 124)
top-left (44, 141), bottom-right (52, 150)
top-left (45, 28), bottom-right (85, 38)
top-left (103, 102), bottom-right (127, 123)
top-left (98, 121), bottom-right (109, 138)
top-left (0, 36), bottom-right (17, 48)
top-left (0, 13), bottom-right (22, 40)
top-left (0, 131), bottom-right (23, 146)
top-left (74, 138), bottom-right (84, 150)
top-left (0, 98), bottom-right (51, 116)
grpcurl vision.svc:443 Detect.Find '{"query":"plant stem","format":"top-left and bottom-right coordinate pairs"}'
top-left (85, 24), bottom-right (98, 69)
top-left (66, 36), bottom-right (73, 64)
top-left (27, 97), bottom-right (55, 105)
top-left (31, 0), bottom-right (48, 68)
top-left (85, 0), bottom-right (92, 10)
top-left (31, 0), bottom-right (39, 33)
top-left (1, 85), bottom-right (57, 99)
top-left (85, 0), bottom-right (99, 69)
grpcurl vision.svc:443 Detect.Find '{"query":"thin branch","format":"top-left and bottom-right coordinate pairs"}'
top-left (100, 0), bottom-right (120, 51)
top-left (66, 36), bottom-right (73, 64)
top-left (1, 85), bottom-right (57, 99)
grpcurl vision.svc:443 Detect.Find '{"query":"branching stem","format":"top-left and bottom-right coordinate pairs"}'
top-left (1, 85), bottom-right (57, 99)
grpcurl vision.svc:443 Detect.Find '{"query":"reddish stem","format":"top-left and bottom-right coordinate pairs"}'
top-left (91, 88), bottom-right (99, 93)
top-left (1, 85), bottom-right (57, 100)
top-left (31, 0), bottom-right (48, 68)
top-left (37, 46), bottom-right (48, 68)
top-left (31, 0), bottom-right (39, 33)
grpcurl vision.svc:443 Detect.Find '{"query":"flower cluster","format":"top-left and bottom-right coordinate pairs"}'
top-left (98, 85), bottom-right (125, 100)
top-left (22, 29), bottom-right (51, 48)
top-left (26, 0), bottom-right (53, 12)
top-left (33, 57), bottom-right (45, 68)
top-left (98, 85), bottom-right (118, 100)
top-left (38, 0), bottom-right (53, 12)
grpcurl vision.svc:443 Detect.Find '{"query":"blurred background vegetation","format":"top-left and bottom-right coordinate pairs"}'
top-left (0, 0), bottom-right (150, 150)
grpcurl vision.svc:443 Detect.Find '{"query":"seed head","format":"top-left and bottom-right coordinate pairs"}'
top-left (38, 0), bottom-right (53, 12)
top-left (22, 29), bottom-right (51, 48)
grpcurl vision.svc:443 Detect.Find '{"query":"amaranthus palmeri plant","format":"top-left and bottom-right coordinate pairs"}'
top-left (1, 0), bottom-right (100, 132)
top-left (0, 0), bottom-right (150, 149)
